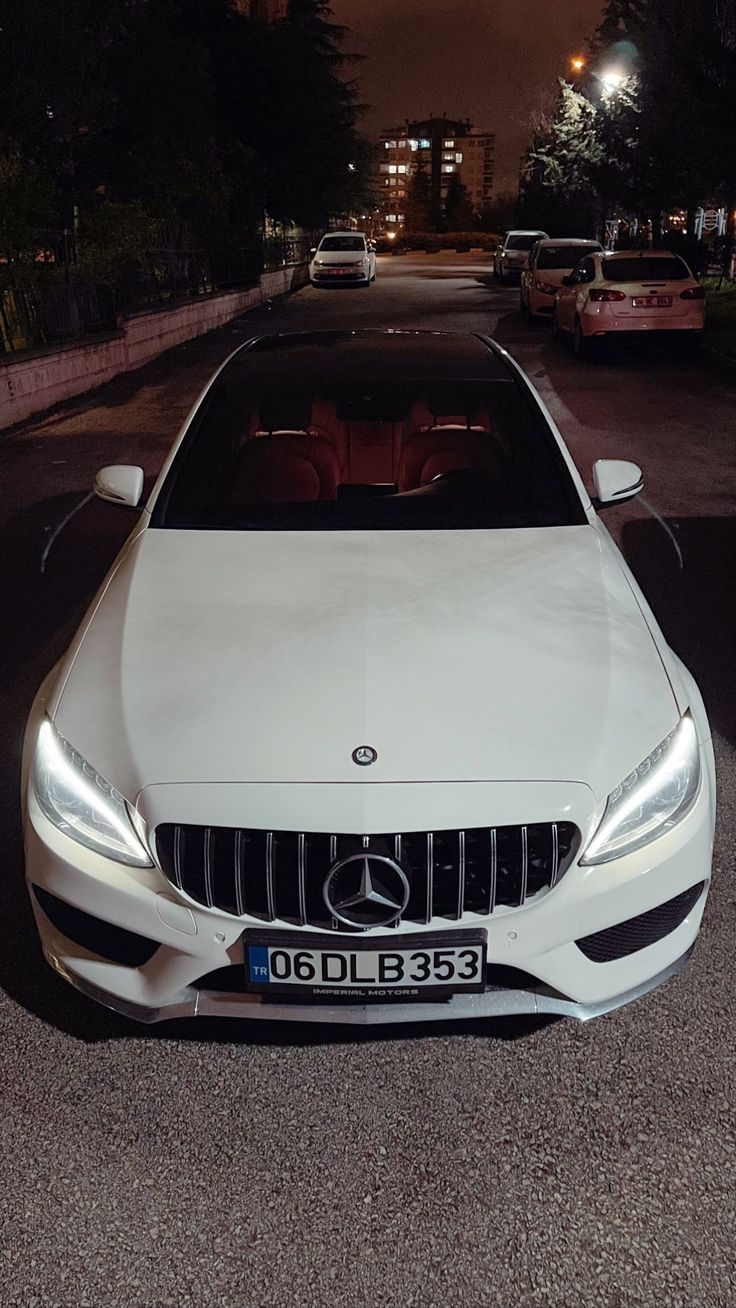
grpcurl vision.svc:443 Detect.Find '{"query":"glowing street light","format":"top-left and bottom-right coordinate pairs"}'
top-left (602, 71), bottom-right (624, 90)
top-left (570, 56), bottom-right (586, 73)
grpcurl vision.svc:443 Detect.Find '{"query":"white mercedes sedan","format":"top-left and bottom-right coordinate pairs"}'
top-left (23, 330), bottom-right (715, 1027)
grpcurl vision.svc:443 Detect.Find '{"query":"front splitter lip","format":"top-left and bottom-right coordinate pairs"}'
top-left (45, 945), bottom-right (694, 1027)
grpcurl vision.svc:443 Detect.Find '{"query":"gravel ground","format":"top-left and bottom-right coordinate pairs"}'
top-left (1, 255), bottom-right (734, 1307)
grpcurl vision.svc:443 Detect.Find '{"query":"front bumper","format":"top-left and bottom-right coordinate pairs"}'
top-left (25, 745), bottom-right (715, 1025)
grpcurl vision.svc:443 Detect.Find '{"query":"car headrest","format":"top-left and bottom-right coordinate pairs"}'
top-left (399, 428), bottom-right (507, 492)
top-left (256, 395), bottom-right (313, 434)
top-left (230, 433), bottom-right (339, 504)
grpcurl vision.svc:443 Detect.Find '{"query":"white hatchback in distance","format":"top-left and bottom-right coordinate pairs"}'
top-left (493, 230), bottom-right (548, 283)
top-left (22, 331), bottom-right (715, 1027)
top-left (554, 249), bottom-right (706, 356)
top-left (309, 231), bottom-right (376, 287)
top-left (521, 239), bottom-right (603, 320)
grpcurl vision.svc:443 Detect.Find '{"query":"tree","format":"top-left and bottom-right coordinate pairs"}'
top-left (442, 175), bottom-right (477, 231)
top-left (521, 82), bottom-right (604, 235)
top-left (404, 163), bottom-right (433, 232)
top-left (0, 154), bottom-right (58, 261)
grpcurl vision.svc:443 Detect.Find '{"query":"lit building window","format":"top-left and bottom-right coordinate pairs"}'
top-left (388, 164), bottom-right (398, 174)
top-left (397, 164), bottom-right (407, 174)
top-left (455, 152), bottom-right (463, 163)
top-left (398, 139), bottom-right (407, 148)
top-left (409, 138), bottom-right (418, 151)
top-left (386, 214), bottom-right (397, 222)
top-left (418, 138), bottom-right (430, 148)
top-left (384, 140), bottom-right (396, 149)
top-left (443, 139), bottom-right (455, 148)
top-left (442, 164), bottom-right (456, 174)
top-left (389, 177), bottom-right (397, 186)
top-left (397, 213), bottom-right (405, 221)
top-left (443, 152), bottom-right (454, 161)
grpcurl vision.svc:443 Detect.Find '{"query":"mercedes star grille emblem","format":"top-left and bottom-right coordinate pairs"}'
top-left (323, 853), bottom-right (410, 929)
top-left (352, 745), bottom-right (378, 767)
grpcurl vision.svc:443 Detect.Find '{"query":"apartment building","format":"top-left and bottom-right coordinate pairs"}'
top-left (378, 117), bottom-right (495, 227)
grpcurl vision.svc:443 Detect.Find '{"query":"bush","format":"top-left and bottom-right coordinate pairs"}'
top-left (377, 231), bottom-right (502, 254)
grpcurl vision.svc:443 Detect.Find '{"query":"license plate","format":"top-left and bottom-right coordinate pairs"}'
top-left (632, 295), bottom-right (672, 307)
top-left (244, 929), bottom-right (486, 1001)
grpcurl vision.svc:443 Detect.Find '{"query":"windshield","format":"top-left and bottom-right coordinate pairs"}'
top-left (506, 235), bottom-right (541, 251)
top-left (603, 256), bottom-right (691, 282)
top-left (318, 236), bottom-right (366, 252)
top-left (152, 342), bottom-right (583, 532)
top-left (537, 244), bottom-right (600, 270)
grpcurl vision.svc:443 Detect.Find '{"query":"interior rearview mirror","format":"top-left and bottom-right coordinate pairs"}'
top-left (592, 459), bottom-right (643, 508)
top-left (94, 465), bottom-right (144, 508)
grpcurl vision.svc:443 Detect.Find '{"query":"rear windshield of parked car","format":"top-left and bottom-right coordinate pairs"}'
top-left (537, 245), bottom-right (599, 270)
top-left (153, 348), bottom-right (584, 532)
top-left (602, 256), bottom-right (691, 282)
top-left (506, 235), bottom-right (540, 251)
top-left (319, 236), bottom-right (366, 252)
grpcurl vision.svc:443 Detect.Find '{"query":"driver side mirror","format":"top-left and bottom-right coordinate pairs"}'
top-left (94, 465), bottom-right (144, 508)
top-left (310, 247), bottom-right (317, 256)
top-left (592, 459), bottom-right (643, 508)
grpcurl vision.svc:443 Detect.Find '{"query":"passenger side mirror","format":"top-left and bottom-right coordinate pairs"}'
top-left (94, 465), bottom-right (144, 508)
top-left (310, 247), bottom-right (317, 256)
top-left (592, 459), bottom-right (643, 508)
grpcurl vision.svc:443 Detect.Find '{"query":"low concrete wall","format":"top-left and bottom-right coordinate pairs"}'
top-left (0, 264), bottom-right (305, 431)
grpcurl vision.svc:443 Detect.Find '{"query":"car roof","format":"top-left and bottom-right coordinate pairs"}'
top-left (321, 230), bottom-right (366, 238)
top-left (505, 229), bottom-right (547, 236)
top-left (536, 238), bottom-right (601, 247)
top-left (600, 248), bottom-right (682, 259)
top-left (225, 330), bottom-right (512, 386)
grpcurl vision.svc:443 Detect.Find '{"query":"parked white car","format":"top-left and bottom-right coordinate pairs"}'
top-left (521, 239), bottom-right (603, 320)
top-left (23, 330), bottom-right (715, 1027)
top-left (309, 231), bottom-right (376, 287)
top-left (494, 230), bottom-right (548, 283)
top-left (554, 249), bottom-right (706, 356)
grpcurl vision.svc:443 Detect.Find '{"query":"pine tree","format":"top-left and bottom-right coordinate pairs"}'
top-left (404, 163), bottom-right (432, 232)
top-left (442, 175), bottom-right (477, 231)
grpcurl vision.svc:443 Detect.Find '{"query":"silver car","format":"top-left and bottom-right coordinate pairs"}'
top-left (494, 230), bottom-right (548, 284)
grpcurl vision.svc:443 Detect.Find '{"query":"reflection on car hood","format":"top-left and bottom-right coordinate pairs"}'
top-left (54, 526), bottom-right (678, 801)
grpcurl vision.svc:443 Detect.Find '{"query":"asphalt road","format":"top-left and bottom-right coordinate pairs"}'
top-left (1, 254), bottom-right (735, 1308)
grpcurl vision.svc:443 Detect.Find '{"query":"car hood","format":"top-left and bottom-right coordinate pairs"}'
top-left (54, 526), bottom-right (678, 801)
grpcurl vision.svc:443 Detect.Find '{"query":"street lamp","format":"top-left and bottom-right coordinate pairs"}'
top-left (570, 56), bottom-right (586, 73)
top-left (601, 71), bottom-right (623, 90)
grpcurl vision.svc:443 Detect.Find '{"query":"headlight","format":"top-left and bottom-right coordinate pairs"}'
top-left (33, 719), bottom-right (152, 867)
top-left (535, 280), bottom-right (559, 295)
top-left (581, 713), bottom-right (700, 865)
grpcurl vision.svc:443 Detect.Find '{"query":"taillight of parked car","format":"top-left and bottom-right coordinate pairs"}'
top-left (589, 289), bottom-right (627, 302)
top-left (680, 286), bottom-right (706, 300)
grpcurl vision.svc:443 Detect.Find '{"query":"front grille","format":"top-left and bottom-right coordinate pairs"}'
top-left (576, 882), bottom-right (705, 963)
top-left (154, 823), bottom-right (579, 929)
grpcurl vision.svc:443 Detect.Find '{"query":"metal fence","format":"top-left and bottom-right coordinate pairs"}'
top-left (0, 226), bottom-right (316, 356)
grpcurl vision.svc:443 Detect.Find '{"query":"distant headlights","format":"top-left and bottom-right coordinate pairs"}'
top-left (33, 720), bottom-right (152, 867)
top-left (581, 714), bottom-right (701, 865)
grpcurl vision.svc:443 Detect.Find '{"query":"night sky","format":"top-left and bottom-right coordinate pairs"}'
top-left (331, 0), bottom-right (604, 194)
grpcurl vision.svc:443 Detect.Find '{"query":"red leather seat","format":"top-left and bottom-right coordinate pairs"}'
top-left (230, 434), bottom-right (340, 503)
top-left (398, 427), bottom-right (508, 492)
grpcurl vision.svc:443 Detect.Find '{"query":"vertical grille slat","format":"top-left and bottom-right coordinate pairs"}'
top-left (457, 831), bottom-right (466, 920)
top-left (234, 830), bottom-right (245, 917)
top-left (265, 831), bottom-right (275, 921)
top-left (297, 833), bottom-right (307, 926)
top-left (425, 833), bottom-right (434, 925)
top-left (519, 825), bottom-right (528, 907)
top-left (488, 828), bottom-right (497, 914)
top-left (551, 823), bottom-right (560, 888)
top-left (155, 821), bottom-right (580, 926)
top-left (203, 827), bottom-right (214, 908)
